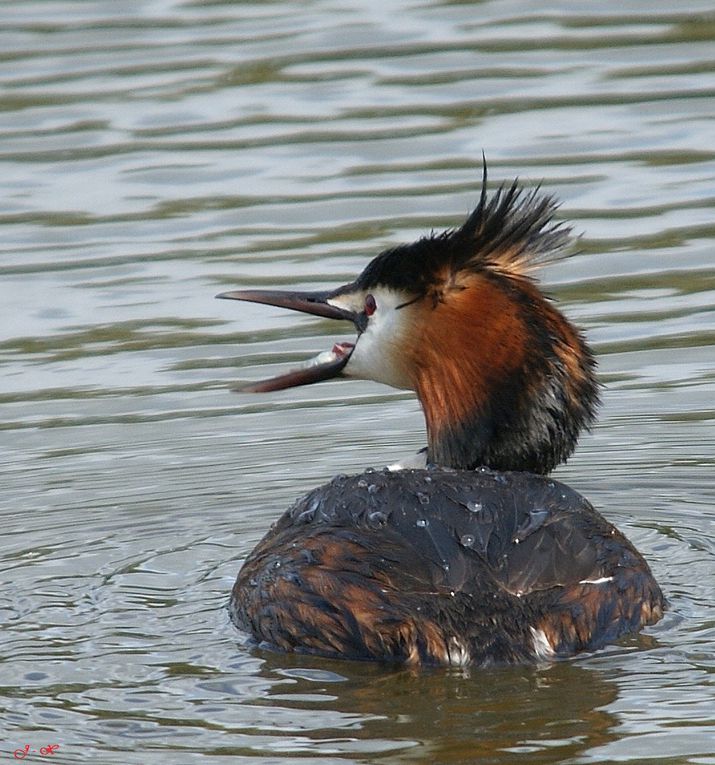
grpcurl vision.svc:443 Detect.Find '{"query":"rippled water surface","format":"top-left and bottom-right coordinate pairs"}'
top-left (2, 1), bottom-right (715, 763)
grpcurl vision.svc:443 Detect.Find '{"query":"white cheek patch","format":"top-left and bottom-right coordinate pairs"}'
top-left (330, 287), bottom-right (415, 391)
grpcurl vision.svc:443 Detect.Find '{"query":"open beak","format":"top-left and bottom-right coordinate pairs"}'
top-left (217, 288), bottom-right (357, 392)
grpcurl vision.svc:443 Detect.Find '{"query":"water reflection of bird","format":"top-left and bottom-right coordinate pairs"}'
top-left (219, 169), bottom-right (665, 666)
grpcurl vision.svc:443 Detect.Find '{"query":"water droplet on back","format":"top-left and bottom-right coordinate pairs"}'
top-left (367, 510), bottom-right (387, 528)
top-left (296, 495), bottom-right (321, 523)
top-left (296, 507), bottom-right (315, 523)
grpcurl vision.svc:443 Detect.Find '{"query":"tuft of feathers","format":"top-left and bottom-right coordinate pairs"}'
top-left (352, 164), bottom-right (572, 297)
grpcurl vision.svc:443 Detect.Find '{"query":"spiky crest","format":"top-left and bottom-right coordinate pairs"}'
top-left (348, 169), bottom-right (571, 301)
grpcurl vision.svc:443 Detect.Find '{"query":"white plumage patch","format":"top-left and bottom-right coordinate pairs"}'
top-left (328, 287), bottom-right (415, 390)
top-left (529, 626), bottom-right (556, 661)
top-left (444, 636), bottom-right (471, 667)
top-left (387, 451), bottom-right (428, 471)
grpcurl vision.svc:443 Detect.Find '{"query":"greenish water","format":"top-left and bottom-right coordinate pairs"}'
top-left (1, 2), bottom-right (714, 763)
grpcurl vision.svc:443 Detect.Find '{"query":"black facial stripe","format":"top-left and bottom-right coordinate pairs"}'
top-left (395, 295), bottom-right (421, 310)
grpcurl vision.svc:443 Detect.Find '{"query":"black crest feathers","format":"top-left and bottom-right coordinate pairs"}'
top-left (353, 164), bottom-right (572, 297)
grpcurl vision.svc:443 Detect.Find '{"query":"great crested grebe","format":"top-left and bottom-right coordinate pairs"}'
top-left (219, 171), bottom-right (665, 666)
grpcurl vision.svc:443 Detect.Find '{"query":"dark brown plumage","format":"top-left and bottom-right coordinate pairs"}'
top-left (230, 469), bottom-right (664, 665)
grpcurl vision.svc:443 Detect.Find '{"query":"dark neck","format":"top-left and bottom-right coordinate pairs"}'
top-left (414, 279), bottom-right (599, 475)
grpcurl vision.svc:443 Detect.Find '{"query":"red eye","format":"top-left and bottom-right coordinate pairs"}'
top-left (364, 293), bottom-right (377, 317)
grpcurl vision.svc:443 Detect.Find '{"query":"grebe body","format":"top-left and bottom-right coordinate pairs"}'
top-left (220, 172), bottom-right (665, 666)
top-left (230, 468), bottom-right (662, 665)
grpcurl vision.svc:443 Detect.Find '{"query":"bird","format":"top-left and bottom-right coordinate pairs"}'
top-left (217, 169), bottom-right (665, 667)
